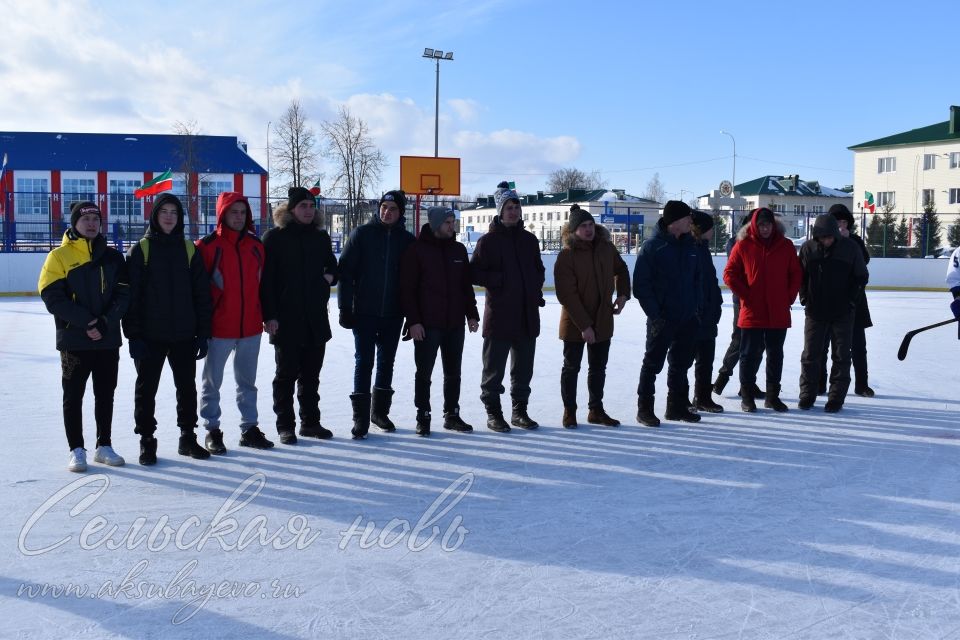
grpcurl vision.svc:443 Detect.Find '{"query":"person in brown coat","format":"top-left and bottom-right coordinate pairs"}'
top-left (554, 205), bottom-right (630, 428)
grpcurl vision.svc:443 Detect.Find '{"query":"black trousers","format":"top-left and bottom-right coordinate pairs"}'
top-left (637, 317), bottom-right (698, 398)
top-left (692, 337), bottom-right (717, 390)
top-left (480, 336), bottom-right (536, 411)
top-left (717, 301), bottom-right (742, 377)
top-left (414, 327), bottom-right (465, 415)
top-left (822, 325), bottom-right (868, 387)
top-left (560, 340), bottom-right (611, 411)
top-left (739, 328), bottom-right (787, 390)
top-left (803, 314), bottom-right (855, 401)
top-left (133, 340), bottom-right (197, 436)
top-left (61, 349), bottom-right (119, 451)
top-left (273, 343), bottom-right (326, 431)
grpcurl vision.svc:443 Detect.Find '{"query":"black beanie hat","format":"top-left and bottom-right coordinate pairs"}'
top-left (691, 210), bottom-right (714, 233)
top-left (379, 190), bottom-right (407, 213)
top-left (70, 201), bottom-right (101, 231)
top-left (287, 187), bottom-right (314, 210)
top-left (567, 204), bottom-right (595, 232)
top-left (753, 207), bottom-right (776, 225)
top-left (829, 203), bottom-right (855, 230)
top-left (661, 200), bottom-right (692, 226)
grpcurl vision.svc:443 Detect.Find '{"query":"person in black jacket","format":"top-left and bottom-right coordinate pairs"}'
top-left (399, 207), bottom-right (480, 436)
top-left (260, 187), bottom-right (339, 444)
top-left (39, 202), bottom-right (130, 472)
top-left (797, 213), bottom-right (868, 412)
top-left (123, 194), bottom-right (212, 465)
top-left (338, 190), bottom-right (415, 439)
top-left (632, 200), bottom-right (702, 426)
top-left (470, 182), bottom-right (546, 433)
top-left (689, 210), bottom-right (724, 413)
top-left (819, 204), bottom-right (874, 397)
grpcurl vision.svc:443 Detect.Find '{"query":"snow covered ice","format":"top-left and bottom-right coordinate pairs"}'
top-left (2, 290), bottom-right (960, 639)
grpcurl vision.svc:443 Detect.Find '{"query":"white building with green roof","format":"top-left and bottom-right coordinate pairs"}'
top-left (849, 105), bottom-right (960, 218)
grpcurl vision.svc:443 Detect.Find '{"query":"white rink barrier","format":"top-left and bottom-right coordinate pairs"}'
top-left (0, 252), bottom-right (953, 295)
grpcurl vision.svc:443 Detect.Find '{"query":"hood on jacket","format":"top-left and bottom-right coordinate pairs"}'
top-left (738, 209), bottom-right (786, 242)
top-left (811, 213), bottom-right (840, 240)
top-left (215, 192), bottom-right (254, 233)
top-left (561, 223), bottom-right (612, 249)
top-left (148, 193), bottom-right (186, 237)
top-left (271, 202), bottom-right (324, 229)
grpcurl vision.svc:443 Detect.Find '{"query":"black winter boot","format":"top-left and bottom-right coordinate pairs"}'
top-left (798, 396), bottom-right (815, 410)
top-left (738, 383), bottom-right (765, 400)
top-left (299, 423), bottom-right (333, 439)
top-left (278, 430), bottom-right (297, 445)
top-left (178, 429), bottom-right (211, 460)
top-left (694, 383), bottom-right (724, 413)
top-left (712, 372), bottom-right (730, 395)
top-left (764, 384), bottom-right (789, 412)
top-left (824, 398), bottom-right (843, 413)
top-left (205, 429), bottom-right (227, 454)
top-left (139, 436), bottom-right (158, 466)
top-left (371, 387), bottom-right (396, 432)
top-left (239, 426), bottom-right (275, 449)
top-left (740, 385), bottom-right (757, 413)
top-left (587, 407), bottom-right (620, 426)
top-left (442, 411), bottom-right (473, 433)
top-left (562, 407), bottom-right (578, 429)
top-left (636, 395), bottom-right (660, 427)
top-left (416, 410), bottom-right (431, 437)
top-left (511, 402), bottom-right (539, 430)
top-left (665, 390), bottom-right (702, 423)
top-left (350, 393), bottom-right (371, 440)
top-left (486, 406), bottom-right (510, 433)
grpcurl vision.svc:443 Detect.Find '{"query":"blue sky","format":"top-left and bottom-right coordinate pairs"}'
top-left (1, 0), bottom-right (956, 201)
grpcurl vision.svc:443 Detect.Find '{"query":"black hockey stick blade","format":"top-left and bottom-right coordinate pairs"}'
top-left (897, 317), bottom-right (960, 361)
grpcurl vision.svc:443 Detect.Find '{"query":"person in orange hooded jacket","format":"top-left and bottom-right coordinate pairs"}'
top-left (723, 207), bottom-right (802, 413)
top-left (195, 191), bottom-right (273, 453)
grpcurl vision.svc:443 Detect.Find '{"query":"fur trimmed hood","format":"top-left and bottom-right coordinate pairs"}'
top-left (561, 223), bottom-right (612, 249)
top-left (272, 202), bottom-right (324, 229)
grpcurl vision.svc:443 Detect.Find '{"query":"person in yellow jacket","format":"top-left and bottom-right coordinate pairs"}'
top-left (38, 202), bottom-right (130, 472)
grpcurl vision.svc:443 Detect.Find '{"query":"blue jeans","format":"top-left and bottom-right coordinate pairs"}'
top-left (200, 335), bottom-right (261, 432)
top-left (353, 315), bottom-right (404, 393)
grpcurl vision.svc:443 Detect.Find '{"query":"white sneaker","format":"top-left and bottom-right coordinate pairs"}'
top-left (94, 445), bottom-right (125, 467)
top-left (68, 448), bottom-right (87, 472)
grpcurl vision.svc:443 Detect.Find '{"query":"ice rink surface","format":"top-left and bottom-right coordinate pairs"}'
top-left (2, 290), bottom-right (959, 639)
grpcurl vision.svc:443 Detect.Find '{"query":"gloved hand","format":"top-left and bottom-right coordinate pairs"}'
top-left (951, 298), bottom-right (960, 319)
top-left (195, 337), bottom-right (209, 360)
top-left (128, 338), bottom-right (148, 360)
top-left (339, 309), bottom-right (355, 329)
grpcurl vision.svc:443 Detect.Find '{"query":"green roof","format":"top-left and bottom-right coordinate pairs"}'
top-left (849, 106), bottom-right (960, 150)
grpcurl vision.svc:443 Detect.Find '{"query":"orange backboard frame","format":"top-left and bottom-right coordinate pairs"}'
top-left (400, 156), bottom-right (461, 196)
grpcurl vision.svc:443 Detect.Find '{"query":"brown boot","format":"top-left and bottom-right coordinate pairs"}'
top-left (587, 408), bottom-right (620, 427)
top-left (562, 408), bottom-right (578, 429)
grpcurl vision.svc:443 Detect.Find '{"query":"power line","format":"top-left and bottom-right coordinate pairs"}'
top-left (738, 155), bottom-right (851, 174)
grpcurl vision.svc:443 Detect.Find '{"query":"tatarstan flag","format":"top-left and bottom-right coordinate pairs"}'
top-left (863, 191), bottom-right (876, 214)
top-left (134, 170), bottom-right (173, 199)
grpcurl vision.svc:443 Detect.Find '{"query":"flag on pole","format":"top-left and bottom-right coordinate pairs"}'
top-left (508, 181), bottom-right (516, 189)
top-left (309, 177), bottom-right (321, 197)
top-left (0, 153), bottom-right (7, 215)
top-left (134, 169), bottom-right (173, 199)
top-left (863, 191), bottom-right (876, 214)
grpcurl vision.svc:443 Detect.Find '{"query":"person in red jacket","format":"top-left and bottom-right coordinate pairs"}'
top-left (723, 208), bottom-right (802, 413)
top-left (195, 192), bottom-right (273, 452)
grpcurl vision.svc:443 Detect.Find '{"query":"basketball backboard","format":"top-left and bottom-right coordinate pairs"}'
top-left (400, 156), bottom-right (461, 196)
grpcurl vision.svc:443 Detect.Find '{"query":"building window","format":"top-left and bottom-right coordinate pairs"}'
top-left (547, 212), bottom-right (553, 221)
top-left (923, 154), bottom-right (937, 170)
top-left (199, 179), bottom-right (232, 227)
top-left (14, 177), bottom-right (49, 218)
top-left (793, 204), bottom-right (806, 215)
top-left (811, 205), bottom-right (824, 214)
top-left (877, 157), bottom-right (896, 173)
top-left (771, 204), bottom-right (785, 214)
top-left (950, 153), bottom-right (960, 169)
top-left (949, 189), bottom-right (960, 205)
top-left (922, 189), bottom-right (935, 208)
top-left (108, 179), bottom-right (142, 223)
top-left (876, 191), bottom-right (895, 209)
top-left (61, 178), bottom-right (97, 213)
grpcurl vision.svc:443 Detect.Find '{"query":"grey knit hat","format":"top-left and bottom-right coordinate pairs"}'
top-left (567, 204), bottom-right (594, 232)
top-left (427, 206), bottom-right (453, 231)
top-left (493, 181), bottom-right (520, 217)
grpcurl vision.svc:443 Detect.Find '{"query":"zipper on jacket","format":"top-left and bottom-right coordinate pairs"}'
top-left (381, 227), bottom-right (392, 316)
top-left (236, 236), bottom-right (246, 337)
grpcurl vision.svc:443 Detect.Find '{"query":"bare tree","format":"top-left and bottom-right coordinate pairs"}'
top-left (320, 106), bottom-right (386, 233)
top-left (546, 168), bottom-right (606, 193)
top-left (643, 172), bottom-right (665, 204)
top-left (271, 99), bottom-right (321, 197)
top-left (172, 119), bottom-right (208, 233)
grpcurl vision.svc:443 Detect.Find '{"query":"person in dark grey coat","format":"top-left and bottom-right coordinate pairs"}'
top-left (689, 211), bottom-right (724, 413)
top-left (797, 213), bottom-right (868, 412)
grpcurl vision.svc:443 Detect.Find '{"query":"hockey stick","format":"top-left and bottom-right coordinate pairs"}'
top-left (897, 317), bottom-right (959, 361)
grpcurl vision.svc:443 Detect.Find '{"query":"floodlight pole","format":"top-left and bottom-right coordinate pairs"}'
top-left (434, 58), bottom-right (440, 158)
top-left (720, 130), bottom-right (736, 190)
